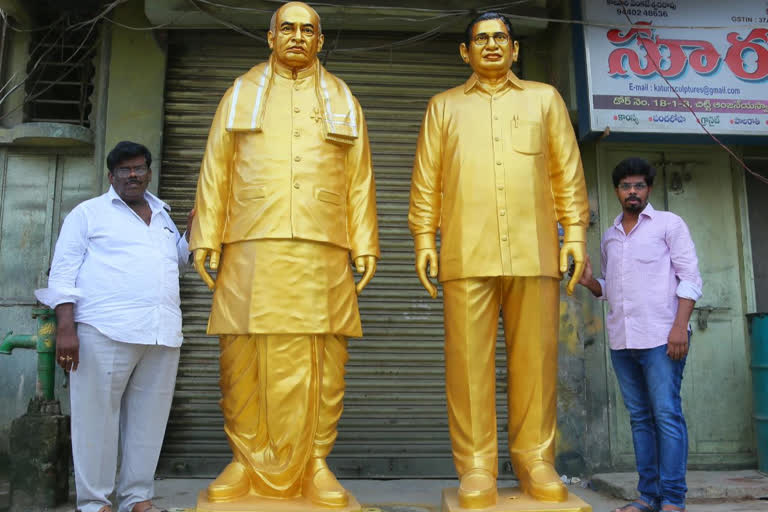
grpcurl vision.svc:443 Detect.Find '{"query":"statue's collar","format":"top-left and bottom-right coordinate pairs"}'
top-left (271, 58), bottom-right (317, 81)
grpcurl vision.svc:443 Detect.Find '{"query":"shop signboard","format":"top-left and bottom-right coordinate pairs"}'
top-left (579, 0), bottom-right (768, 137)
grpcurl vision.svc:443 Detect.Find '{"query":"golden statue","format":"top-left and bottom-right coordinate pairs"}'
top-left (408, 12), bottom-right (589, 510)
top-left (189, 2), bottom-right (379, 509)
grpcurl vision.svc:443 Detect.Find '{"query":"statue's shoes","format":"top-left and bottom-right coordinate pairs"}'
top-left (517, 459), bottom-right (568, 502)
top-left (207, 461), bottom-right (250, 502)
top-left (302, 457), bottom-right (349, 507)
top-left (458, 468), bottom-right (497, 509)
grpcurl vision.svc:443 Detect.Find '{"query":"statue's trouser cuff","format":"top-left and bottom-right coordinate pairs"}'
top-left (442, 276), bottom-right (559, 477)
top-left (313, 335), bottom-right (349, 459)
top-left (218, 333), bottom-right (348, 498)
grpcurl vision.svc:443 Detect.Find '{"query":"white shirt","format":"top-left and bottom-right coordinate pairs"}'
top-left (35, 187), bottom-right (190, 347)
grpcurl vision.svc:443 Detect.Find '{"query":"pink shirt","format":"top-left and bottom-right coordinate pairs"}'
top-left (597, 203), bottom-right (702, 350)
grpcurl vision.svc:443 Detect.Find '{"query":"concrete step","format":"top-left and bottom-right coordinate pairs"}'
top-left (591, 470), bottom-right (768, 502)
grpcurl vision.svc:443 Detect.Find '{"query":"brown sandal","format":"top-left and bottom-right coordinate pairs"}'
top-left (614, 501), bottom-right (657, 512)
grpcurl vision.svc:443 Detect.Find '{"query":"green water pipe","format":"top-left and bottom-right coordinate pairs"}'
top-left (0, 308), bottom-right (56, 400)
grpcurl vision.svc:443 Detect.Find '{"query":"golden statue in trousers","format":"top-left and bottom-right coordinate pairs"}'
top-left (189, 3), bottom-right (379, 510)
top-left (409, 12), bottom-right (591, 512)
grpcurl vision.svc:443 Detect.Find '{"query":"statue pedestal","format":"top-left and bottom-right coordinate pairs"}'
top-left (441, 487), bottom-right (592, 512)
top-left (195, 490), bottom-right (362, 512)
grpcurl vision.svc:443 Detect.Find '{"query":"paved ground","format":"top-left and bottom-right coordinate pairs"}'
top-left (4, 475), bottom-right (768, 511)
top-left (150, 477), bottom-right (768, 512)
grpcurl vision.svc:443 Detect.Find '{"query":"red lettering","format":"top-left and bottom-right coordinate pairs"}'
top-left (725, 29), bottom-right (768, 81)
top-left (607, 24), bottom-right (657, 77)
top-left (607, 30), bottom-right (718, 78)
top-left (687, 41), bottom-right (721, 74)
top-left (606, 23), bottom-right (653, 45)
top-left (606, 25), bottom-right (768, 82)
top-left (648, 37), bottom-right (689, 78)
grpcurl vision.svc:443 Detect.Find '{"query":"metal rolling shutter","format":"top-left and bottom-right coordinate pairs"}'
top-left (157, 30), bottom-right (513, 478)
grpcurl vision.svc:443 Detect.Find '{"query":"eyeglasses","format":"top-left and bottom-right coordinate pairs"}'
top-left (618, 182), bottom-right (648, 191)
top-left (113, 165), bottom-right (149, 178)
top-left (472, 32), bottom-right (510, 46)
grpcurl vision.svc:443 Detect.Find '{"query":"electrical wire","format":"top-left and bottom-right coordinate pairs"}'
top-left (0, 0), bottom-right (127, 33)
top-left (190, 0), bottom-right (274, 14)
top-left (0, 11), bottom-right (102, 117)
top-left (0, 10), bottom-right (66, 33)
top-left (203, 0), bottom-right (508, 13)
top-left (0, 24), bottom-right (63, 106)
top-left (0, 41), bottom-right (99, 122)
top-left (505, 11), bottom-right (764, 31)
top-left (103, 10), bottom-right (194, 31)
top-left (330, 22), bottom-right (449, 53)
top-left (190, 0), bottom-right (532, 23)
top-left (0, 0), bottom-right (132, 116)
top-left (188, 0), bottom-right (268, 42)
top-left (186, 0), bottom-right (462, 53)
top-left (616, 2), bottom-right (768, 185)
top-left (69, 0), bottom-right (130, 31)
top-left (3, 0), bottom-right (765, 37)
top-left (154, 0), bottom-right (768, 31)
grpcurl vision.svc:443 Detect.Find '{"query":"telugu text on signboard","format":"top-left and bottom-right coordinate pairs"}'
top-left (581, 0), bottom-right (768, 136)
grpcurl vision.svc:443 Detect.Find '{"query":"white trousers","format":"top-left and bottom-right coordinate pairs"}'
top-left (70, 323), bottom-right (180, 512)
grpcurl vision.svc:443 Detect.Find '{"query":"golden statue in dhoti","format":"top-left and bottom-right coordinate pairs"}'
top-left (409, 12), bottom-right (591, 511)
top-left (189, 2), bottom-right (379, 509)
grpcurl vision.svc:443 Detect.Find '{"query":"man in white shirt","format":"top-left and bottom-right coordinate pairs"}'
top-left (35, 141), bottom-right (192, 512)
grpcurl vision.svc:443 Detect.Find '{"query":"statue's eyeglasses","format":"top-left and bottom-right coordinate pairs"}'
top-left (473, 32), bottom-right (510, 46)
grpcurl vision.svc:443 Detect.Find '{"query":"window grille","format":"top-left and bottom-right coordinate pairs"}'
top-left (24, 23), bottom-right (97, 126)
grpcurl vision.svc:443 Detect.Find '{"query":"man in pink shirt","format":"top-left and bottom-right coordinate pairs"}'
top-left (578, 157), bottom-right (702, 512)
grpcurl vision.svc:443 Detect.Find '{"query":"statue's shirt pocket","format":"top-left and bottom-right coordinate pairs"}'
top-left (509, 120), bottom-right (543, 155)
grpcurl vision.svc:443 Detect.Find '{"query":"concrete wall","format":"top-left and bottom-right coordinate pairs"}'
top-left (102, 0), bottom-right (167, 194)
top-left (579, 141), bottom-right (613, 472)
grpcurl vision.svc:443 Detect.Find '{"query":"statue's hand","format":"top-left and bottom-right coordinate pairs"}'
top-left (560, 241), bottom-right (586, 296)
top-left (194, 248), bottom-right (220, 291)
top-left (415, 248), bottom-right (439, 299)
top-left (354, 255), bottom-right (377, 295)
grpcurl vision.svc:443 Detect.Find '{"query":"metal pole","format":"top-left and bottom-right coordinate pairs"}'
top-left (33, 309), bottom-right (56, 401)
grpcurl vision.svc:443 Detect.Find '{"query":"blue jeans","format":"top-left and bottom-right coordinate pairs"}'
top-left (610, 342), bottom-right (689, 509)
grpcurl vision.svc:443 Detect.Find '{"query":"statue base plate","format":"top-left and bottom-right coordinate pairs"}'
top-left (195, 490), bottom-right (362, 512)
top-left (441, 487), bottom-right (592, 512)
